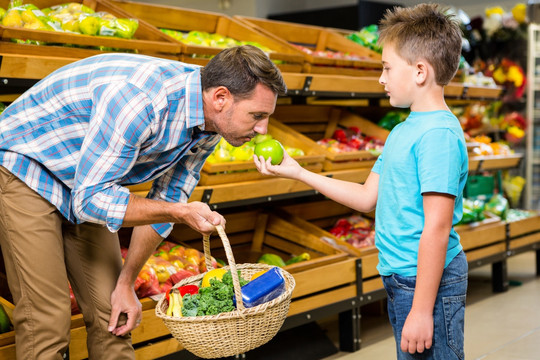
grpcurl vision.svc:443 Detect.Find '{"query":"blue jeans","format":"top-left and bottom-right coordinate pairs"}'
top-left (382, 250), bottom-right (468, 360)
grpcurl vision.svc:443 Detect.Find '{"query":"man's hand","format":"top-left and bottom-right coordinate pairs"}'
top-left (400, 310), bottom-right (433, 354)
top-left (178, 201), bottom-right (225, 235)
top-left (108, 283), bottom-right (142, 337)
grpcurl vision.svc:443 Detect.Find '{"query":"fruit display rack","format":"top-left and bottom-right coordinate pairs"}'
top-left (234, 15), bottom-right (382, 77)
top-left (0, 2), bottom-right (529, 358)
top-left (0, 0), bottom-right (181, 58)
top-left (110, 0), bottom-right (305, 73)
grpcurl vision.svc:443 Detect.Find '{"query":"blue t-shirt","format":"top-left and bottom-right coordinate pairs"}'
top-left (371, 110), bottom-right (468, 276)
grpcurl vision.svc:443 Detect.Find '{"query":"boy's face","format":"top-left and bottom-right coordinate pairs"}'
top-left (379, 43), bottom-right (418, 109)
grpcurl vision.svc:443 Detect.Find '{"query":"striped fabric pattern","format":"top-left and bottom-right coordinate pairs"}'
top-left (0, 53), bottom-right (219, 237)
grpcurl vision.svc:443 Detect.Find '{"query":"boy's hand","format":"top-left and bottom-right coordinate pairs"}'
top-left (253, 151), bottom-right (303, 179)
top-left (400, 310), bottom-right (433, 354)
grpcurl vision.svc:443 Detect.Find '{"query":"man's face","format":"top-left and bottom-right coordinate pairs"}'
top-left (214, 84), bottom-right (277, 147)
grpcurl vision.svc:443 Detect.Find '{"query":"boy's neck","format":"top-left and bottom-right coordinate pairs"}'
top-left (409, 85), bottom-right (449, 112)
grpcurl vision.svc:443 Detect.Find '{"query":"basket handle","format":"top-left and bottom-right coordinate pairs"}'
top-left (202, 225), bottom-right (245, 311)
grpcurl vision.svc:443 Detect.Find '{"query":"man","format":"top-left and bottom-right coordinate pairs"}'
top-left (0, 45), bottom-right (286, 359)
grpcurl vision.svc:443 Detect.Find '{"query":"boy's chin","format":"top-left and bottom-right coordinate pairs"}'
top-left (389, 100), bottom-right (410, 109)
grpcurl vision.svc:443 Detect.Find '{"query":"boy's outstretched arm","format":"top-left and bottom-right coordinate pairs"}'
top-left (400, 192), bottom-right (455, 354)
top-left (254, 151), bottom-right (379, 212)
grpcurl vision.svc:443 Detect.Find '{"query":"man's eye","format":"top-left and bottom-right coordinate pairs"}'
top-left (253, 114), bottom-right (265, 120)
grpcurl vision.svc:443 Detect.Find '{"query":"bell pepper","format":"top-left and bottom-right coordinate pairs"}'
top-left (178, 284), bottom-right (199, 296)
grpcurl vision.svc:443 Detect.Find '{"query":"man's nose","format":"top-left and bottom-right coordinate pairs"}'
top-left (254, 119), bottom-right (269, 135)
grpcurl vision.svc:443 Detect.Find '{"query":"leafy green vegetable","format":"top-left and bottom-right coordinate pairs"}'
top-left (181, 270), bottom-right (248, 317)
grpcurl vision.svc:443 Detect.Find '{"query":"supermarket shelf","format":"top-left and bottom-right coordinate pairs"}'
top-left (468, 153), bottom-right (523, 172)
top-left (282, 72), bottom-right (503, 100)
top-left (130, 167), bottom-right (371, 209)
top-left (0, 52), bottom-right (503, 101)
top-left (128, 153), bottom-right (524, 208)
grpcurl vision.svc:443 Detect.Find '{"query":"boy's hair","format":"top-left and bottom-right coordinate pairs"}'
top-left (201, 45), bottom-right (287, 99)
top-left (378, 3), bottom-right (462, 85)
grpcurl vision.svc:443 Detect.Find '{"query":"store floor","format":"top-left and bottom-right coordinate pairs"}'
top-left (319, 251), bottom-right (540, 360)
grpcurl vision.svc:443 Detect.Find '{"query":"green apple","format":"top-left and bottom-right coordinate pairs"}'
top-left (115, 18), bottom-right (138, 39)
top-left (99, 18), bottom-right (116, 36)
top-left (79, 15), bottom-right (99, 35)
top-left (285, 146), bottom-right (305, 157)
top-left (2, 10), bottom-right (23, 27)
top-left (254, 139), bottom-right (284, 165)
top-left (213, 148), bottom-right (231, 163)
top-left (61, 19), bottom-right (80, 33)
top-left (253, 133), bottom-right (273, 144)
top-left (231, 146), bottom-right (253, 161)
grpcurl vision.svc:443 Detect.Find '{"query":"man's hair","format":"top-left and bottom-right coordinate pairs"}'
top-left (201, 45), bottom-right (287, 98)
top-left (378, 3), bottom-right (462, 85)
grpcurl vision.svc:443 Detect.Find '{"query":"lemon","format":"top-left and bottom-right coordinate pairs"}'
top-left (250, 270), bottom-right (268, 281)
top-left (201, 268), bottom-right (227, 287)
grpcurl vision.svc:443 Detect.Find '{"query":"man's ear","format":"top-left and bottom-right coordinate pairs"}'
top-left (415, 61), bottom-right (428, 85)
top-left (212, 86), bottom-right (231, 112)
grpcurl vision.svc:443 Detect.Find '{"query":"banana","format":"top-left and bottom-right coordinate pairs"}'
top-left (166, 293), bottom-right (174, 317)
top-left (172, 291), bottom-right (183, 318)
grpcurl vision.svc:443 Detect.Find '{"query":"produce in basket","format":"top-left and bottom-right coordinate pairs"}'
top-left (123, 242), bottom-right (221, 298)
top-left (232, 267), bottom-right (285, 308)
top-left (155, 225), bottom-right (295, 359)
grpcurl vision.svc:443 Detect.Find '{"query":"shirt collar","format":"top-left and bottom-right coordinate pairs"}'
top-left (185, 67), bottom-right (205, 130)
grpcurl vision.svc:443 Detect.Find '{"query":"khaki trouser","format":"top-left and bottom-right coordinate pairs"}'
top-left (0, 166), bottom-right (134, 360)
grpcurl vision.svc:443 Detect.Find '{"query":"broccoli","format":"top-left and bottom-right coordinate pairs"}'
top-left (180, 270), bottom-right (248, 317)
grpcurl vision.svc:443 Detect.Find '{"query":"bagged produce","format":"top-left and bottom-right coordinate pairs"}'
top-left (3, 1), bottom-right (60, 31)
top-left (486, 194), bottom-right (509, 220)
top-left (329, 214), bottom-right (375, 249)
top-left (458, 198), bottom-right (486, 225)
top-left (134, 263), bottom-right (160, 298)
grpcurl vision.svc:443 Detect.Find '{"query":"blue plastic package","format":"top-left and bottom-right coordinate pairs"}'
top-left (233, 267), bottom-right (286, 308)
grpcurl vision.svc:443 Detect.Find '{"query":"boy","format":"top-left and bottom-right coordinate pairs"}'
top-left (254, 4), bottom-right (468, 359)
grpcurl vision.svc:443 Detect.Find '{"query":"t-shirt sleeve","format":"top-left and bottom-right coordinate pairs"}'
top-left (417, 129), bottom-right (463, 197)
top-left (371, 152), bottom-right (383, 174)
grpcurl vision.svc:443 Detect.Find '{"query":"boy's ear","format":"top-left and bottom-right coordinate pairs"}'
top-left (415, 61), bottom-right (428, 85)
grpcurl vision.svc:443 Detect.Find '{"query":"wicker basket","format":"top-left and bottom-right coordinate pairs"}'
top-left (155, 225), bottom-right (296, 358)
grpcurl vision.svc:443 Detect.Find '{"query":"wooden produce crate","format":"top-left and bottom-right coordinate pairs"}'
top-left (280, 200), bottom-right (382, 296)
top-left (0, 0), bottom-right (181, 60)
top-left (272, 105), bottom-right (389, 171)
top-left (0, 297), bottom-right (14, 360)
top-left (199, 119), bottom-right (325, 185)
top-left (463, 85), bottom-right (504, 99)
top-left (507, 211), bottom-right (540, 251)
top-left (111, 0), bottom-right (304, 73)
top-left (455, 215), bottom-right (507, 265)
top-left (167, 209), bottom-right (356, 317)
top-left (234, 15), bottom-right (382, 77)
